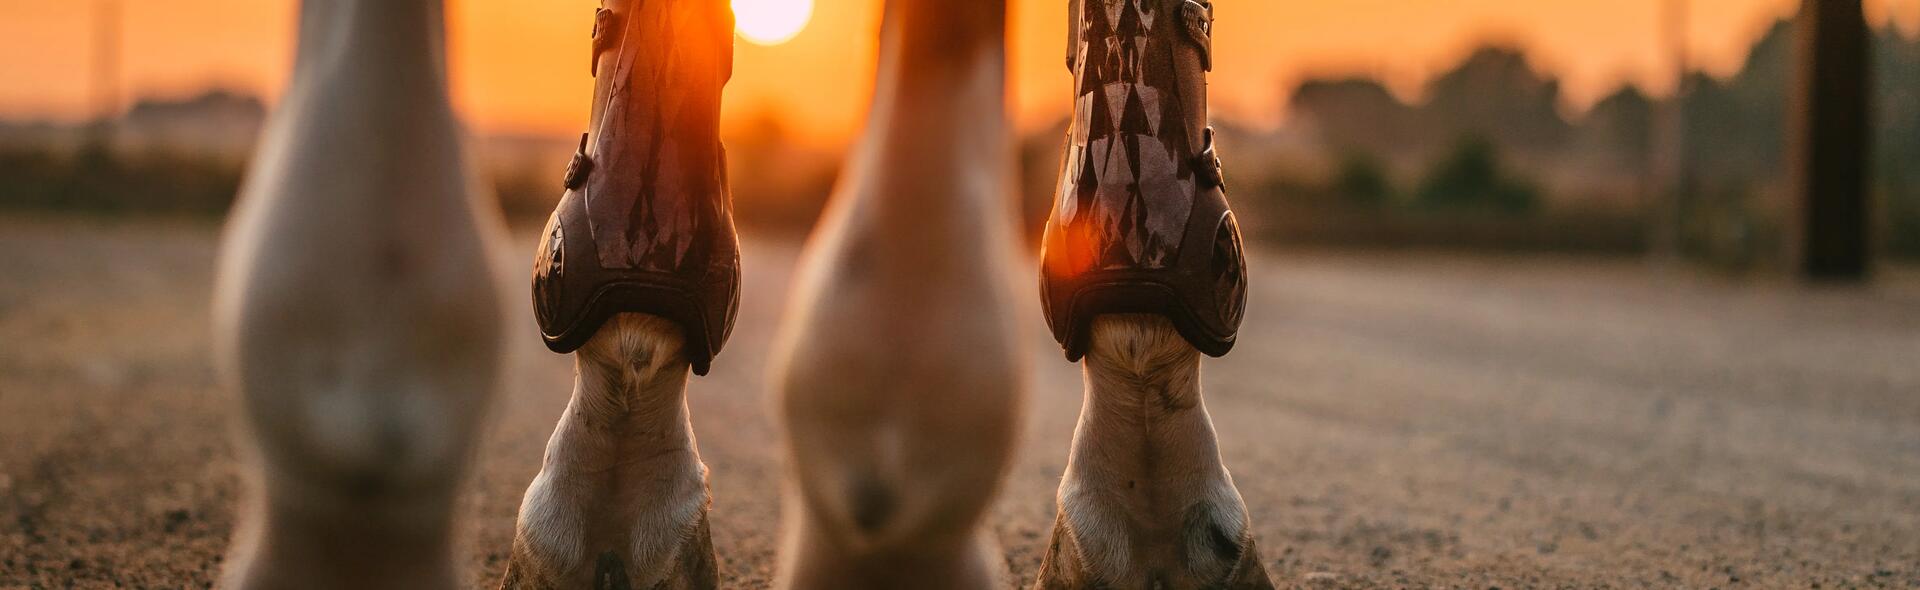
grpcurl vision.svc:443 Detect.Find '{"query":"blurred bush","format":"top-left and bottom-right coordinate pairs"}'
top-left (1332, 151), bottom-right (1394, 208)
top-left (1676, 181), bottom-right (1783, 272)
top-left (1414, 136), bottom-right (1538, 215)
top-left (0, 143), bottom-right (240, 216)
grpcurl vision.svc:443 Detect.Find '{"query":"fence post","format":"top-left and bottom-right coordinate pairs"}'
top-left (1792, 0), bottom-right (1873, 280)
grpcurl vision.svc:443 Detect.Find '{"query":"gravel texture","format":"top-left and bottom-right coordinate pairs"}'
top-left (3, 217), bottom-right (1917, 588)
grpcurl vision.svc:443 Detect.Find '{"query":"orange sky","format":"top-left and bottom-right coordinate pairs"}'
top-left (0, 0), bottom-right (1915, 144)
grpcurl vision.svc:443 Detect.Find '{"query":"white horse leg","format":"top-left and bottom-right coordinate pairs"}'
top-left (500, 314), bottom-right (715, 589)
top-left (1035, 315), bottom-right (1271, 589)
top-left (769, 1), bottom-right (1025, 587)
top-left (213, 1), bottom-right (505, 588)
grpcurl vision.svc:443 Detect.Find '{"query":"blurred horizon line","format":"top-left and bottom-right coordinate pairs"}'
top-left (8, 14), bottom-right (1918, 150)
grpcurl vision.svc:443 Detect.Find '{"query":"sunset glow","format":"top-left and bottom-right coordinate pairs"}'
top-left (732, 0), bottom-right (813, 46)
top-left (0, 0), bottom-right (1916, 144)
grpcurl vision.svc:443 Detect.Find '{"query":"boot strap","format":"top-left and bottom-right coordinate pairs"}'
top-left (1181, 0), bottom-right (1214, 72)
top-left (563, 133), bottom-right (593, 190)
top-left (1065, 0), bottom-right (1081, 72)
top-left (591, 8), bottom-right (614, 76)
top-left (1181, 0), bottom-right (1219, 188)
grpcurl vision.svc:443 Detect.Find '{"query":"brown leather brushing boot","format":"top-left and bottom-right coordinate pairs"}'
top-left (532, 0), bottom-right (740, 376)
top-left (1035, 1), bottom-right (1272, 588)
top-left (502, 1), bottom-right (733, 588)
top-left (1038, 0), bottom-right (1246, 361)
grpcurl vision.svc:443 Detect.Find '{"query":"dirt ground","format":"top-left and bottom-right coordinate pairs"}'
top-left (2, 216), bottom-right (1918, 589)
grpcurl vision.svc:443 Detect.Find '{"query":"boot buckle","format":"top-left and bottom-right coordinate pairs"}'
top-left (1193, 127), bottom-right (1225, 190)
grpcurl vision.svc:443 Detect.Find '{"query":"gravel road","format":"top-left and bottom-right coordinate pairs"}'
top-left (3, 217), bottom-right (1917, 588)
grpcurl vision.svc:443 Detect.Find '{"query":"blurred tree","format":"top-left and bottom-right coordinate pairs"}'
top-left (1422, 46), bottom-right (1571, 152)
top-left (1290, 78), bottom-right (1423, 156)
top-left (1682, 21), bottom-right (1792, 183)
top-left (1670, 19), bottom-right (1918, 260)
top-left (1575, 85), bottom-right (1654, 169)
top-left (1874, 27), bottom-right (1920, 258)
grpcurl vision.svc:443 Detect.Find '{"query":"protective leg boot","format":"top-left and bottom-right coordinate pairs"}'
top-left (1039, 0), bottom-right (1247, 361)
top-left (532, 0), bottom-right (740, 375)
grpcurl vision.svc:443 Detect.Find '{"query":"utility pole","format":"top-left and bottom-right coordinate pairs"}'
top-left (1791, 0), bottom-right (1872, 280)
top-left (1650, 0), bottom-right (1690, 264)
top-left (90, 0), bottom-right (122, 145)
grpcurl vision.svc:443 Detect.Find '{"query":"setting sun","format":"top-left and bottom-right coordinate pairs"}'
top-left (732, 0), bottom-right (813, 46)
